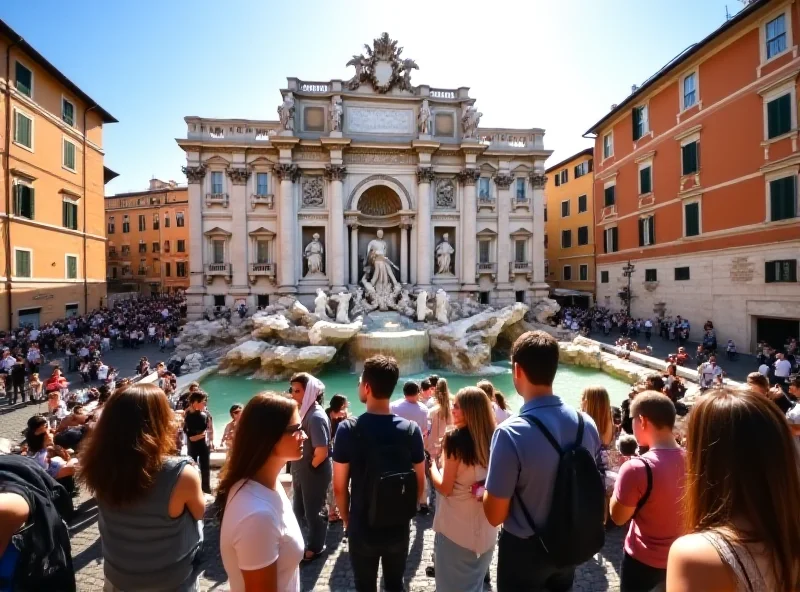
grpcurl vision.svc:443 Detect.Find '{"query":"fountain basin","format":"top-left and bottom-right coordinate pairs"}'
top-left (351, 328), bottom-right (430, 375)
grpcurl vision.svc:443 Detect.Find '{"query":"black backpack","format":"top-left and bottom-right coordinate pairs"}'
top-left (352, 417), bottom-right (418, 529)
top-left (514, 413), bottom-right (606, 568)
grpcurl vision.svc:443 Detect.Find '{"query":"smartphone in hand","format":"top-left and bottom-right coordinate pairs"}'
top-left (470, 480), bottom-right (486, 500)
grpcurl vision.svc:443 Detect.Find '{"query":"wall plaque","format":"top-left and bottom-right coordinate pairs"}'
top-left (346, 107), bottom-right (414, 134)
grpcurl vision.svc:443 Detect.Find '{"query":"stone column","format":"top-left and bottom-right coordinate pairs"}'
top-left (409, 222), bottom-right (417, 284)
top-left (274, 164), bottom-right (299, 293)
top-left (457, 169), bottom-right (480, 290)
top-left (416, 167), bottom-right (435, 289)
top-left (494, 173), bottom-right (515, 294)
top-left (182, 164), bottom-right (206, 319)
top-left (325, 165), bottom-right (347, 291)
top-left (400, 216), bottom-right (412, 284)
top-left (227, 166), bottom-right (251, 290)
top-left (530, 172), bottom-right (550, 297)
top-left (347, 217), bottom-right (359, 285)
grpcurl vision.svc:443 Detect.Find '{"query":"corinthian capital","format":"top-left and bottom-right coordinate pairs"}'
top-left (416, 166), bottom-right (435, 184)
top-left (324, 165), bottom-right (347, 181)
top-left (182, 165), bottom-right (206, 184)
top-left (273, 164), bottom-right (300, 182)
top-left (493, 173), bottom-right (515, 189)
top-left (529, 172), bottom-right (547, 189)
top-left (456, 169), bottom-right (480, 186)
top-left (227, 167), bottom-right (251, 185)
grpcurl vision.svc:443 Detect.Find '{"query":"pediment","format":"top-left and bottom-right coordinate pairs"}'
top-left (203, 155), bottom-right (231, 167)
top-left (510, 227), bottom-right (533, 237)
top-left (204, 226), bottom-right (232, 237)
top-left (511, 163), bottom-right (532, 173)
top-left (478, 162), bottom-right (498, 173)
top-left (249, 156), bottom-right (275, 167)
top-left (476, 227), bottom-right (497, 237)
top-left (248, 226), bottom-right (276, 238)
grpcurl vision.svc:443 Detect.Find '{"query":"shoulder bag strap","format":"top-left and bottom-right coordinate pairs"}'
top-left (574, 413), bottom-right (585, 448)
top-left (632, 457), bottom-right (653, 518)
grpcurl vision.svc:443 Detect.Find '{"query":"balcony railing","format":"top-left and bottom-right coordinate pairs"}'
top-left (601, 204), bottom-right (618, 221)
top-left (250, 194), bottom-right (274, 210)
top-left (510, 261), bottom-right (533, 279)
top-left (205, 193), bottom-right (229, 207)
top-left (477, 195), bottom-right (496, 210)
top-left (205, 263), bottom-right (232, 284)
top-left (476, 262), bottom-right (497, 280)
top-left (249, 262), bottom-right (277, 284)
top-left (478, 128), bottom-right (543, 151)
top-left (186, 118), bottom-right (280, 143)
top-left (512, 196), bottom-right (531, 210)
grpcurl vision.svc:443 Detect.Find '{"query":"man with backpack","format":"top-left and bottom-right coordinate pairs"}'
top-left (333, 355), bottom-right (425, 592)
top-left (610, 391), bottom-right (685, 592)
top-left (483, 330), bottom-right (605, 591)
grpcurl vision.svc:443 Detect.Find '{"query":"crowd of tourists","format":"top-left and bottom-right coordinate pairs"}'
top-left (2, 327), bottom-right (799, 591)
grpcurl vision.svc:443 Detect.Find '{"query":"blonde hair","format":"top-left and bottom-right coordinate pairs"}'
top-left (446, 386), bottom-right (496, 467)
top-left (581, 386), bottom-right (613, 446)
top-left (434, 378), bottom-right (452, 423)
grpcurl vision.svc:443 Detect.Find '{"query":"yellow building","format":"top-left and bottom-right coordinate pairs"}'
top-left (106, 179), bottom-right (190, 296)
top-left (0, 20), bottom-right (116, 329)
top-left (544, 148), bottom-right (595, 305)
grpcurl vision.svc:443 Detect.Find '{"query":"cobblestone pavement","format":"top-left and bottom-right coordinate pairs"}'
top-left (2, 404), bottom-right (625, 592)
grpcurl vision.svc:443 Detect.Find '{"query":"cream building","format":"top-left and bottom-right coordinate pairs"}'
top-left (177, 34), bottom-right (551, 318)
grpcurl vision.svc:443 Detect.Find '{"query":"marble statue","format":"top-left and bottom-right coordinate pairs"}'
top-left (418, 99), bottom-right (431, 135)
top-left (313, 289), bottom-right (329, 319)
top-left (330, 96), bottom-right (343, 132)
top-left (435, 233), bottom-right (455, 276)
top-left (435, 289), bottom-right (449, 324)
top-left (397, 289), bottom-right (414, 317)
top-left (416, 290), bottom-right (431, 322)
top-left (461, 105), bottom-right (482, 139)
top-left (304, 234), bottom-right (324, 276)
top-left (364, 229), bottom-right (400, 291)
top-left (278, 93), bottom-right (295, 131)
top-left (400, 59), bottom-right (418, 92)
top-left (335, 292), bottom-right (352, 324)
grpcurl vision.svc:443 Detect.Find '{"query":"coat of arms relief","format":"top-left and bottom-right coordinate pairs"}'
top-left (345, 33), bottom-right (418, 93)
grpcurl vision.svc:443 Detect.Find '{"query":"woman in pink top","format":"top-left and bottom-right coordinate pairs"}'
top-left (610, 391), bottom-right (685, 592)
top-left (427, 386), bottom-right (498, 592)
top-left (426, 378), bottom-right (453, 462)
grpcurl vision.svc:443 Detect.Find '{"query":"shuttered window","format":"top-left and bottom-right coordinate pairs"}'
top-left (638, 215), bottom-right (655, 246)
top-left (14, 111), bottom-right (32, 148)
top-left (603, 227), bottom-right (618, 253)
top-left (63, 139), bottom-right (76, 171)
top-left (66, 255), bottom-right (78, 279)
top-left (767, 94), bottom-right (792, 139)
top-left (765, 259), bottom-right (797, 283)
top-left (685, 203), bottom-right (700, 237)
top-left (769, 176), bottom-right (797, 221)
top-left (15, 62), bottom-right (32, 97)
top-left (604, 185), bottom-right (615, 207)
top-left (62, 201), bottom-right (78, 230)
top-left (682, 141), bottom-right (699, 175)
top-left (561, 230), bottom-right (572, 248)
top-left (14, 184), bottom-right (34, 219)
top-left (15, 250), bottom-right (31, 278)
top-left (640, 166), bottom-right (652, 194)
top-left (578, 226), bottom-right (589, 246)
top-left (578, 194), bottom-right (587, 213)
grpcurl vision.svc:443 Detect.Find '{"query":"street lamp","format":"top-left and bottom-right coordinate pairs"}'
top-left (622, 260), bottom-right (636, 318)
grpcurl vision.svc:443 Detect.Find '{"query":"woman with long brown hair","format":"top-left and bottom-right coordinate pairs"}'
top-left (427, 386), bottom-right (498, 592)
top-left (426, 377), bottom-right (453, 463)
top-left (667, 388), bottom-right (800, 591)
top-left (79, 383), bottom-right (205, 592)
top-left (581, 386), bottom-right (623, 511)
top-left (217, 393), bottom-right (307, 592)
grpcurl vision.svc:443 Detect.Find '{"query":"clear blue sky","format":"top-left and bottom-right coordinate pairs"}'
top-left (5, 0), bottom-right (745, 194)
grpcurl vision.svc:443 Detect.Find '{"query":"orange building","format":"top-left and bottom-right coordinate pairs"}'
top-left (105, 179), bottom-right (189, 295)
top-left (586, 0), bottom-right (800, 352)
top-left (0, 20), bottom-right (116, 329)
top-left (544, 148), bottom-right (595, 305)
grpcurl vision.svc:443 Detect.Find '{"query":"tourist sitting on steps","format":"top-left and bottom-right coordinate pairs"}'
top-left (288, 372), bottom-right (331, 563)
top-left (217, 393), bottom-right (306, 592)
top-left (610, 391), bottom-right (685, 592)
top-left (79, 382), bottom-right (205, 592)
top-left (666, 388), bottom-right (800, 591)
top-left (428, 386), bottom-right (498, 592)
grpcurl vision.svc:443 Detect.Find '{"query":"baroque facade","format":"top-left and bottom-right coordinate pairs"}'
top-left (178, 34), bottom-right (551, 318)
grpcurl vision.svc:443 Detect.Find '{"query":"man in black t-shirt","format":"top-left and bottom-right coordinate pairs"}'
top-left (183, 391), bottom-right (213, 493)
top-left (333, 355), bottom-right (425, 592)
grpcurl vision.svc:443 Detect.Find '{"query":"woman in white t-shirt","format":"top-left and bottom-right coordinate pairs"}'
top-left (217, 393), bottom-right (307, 592)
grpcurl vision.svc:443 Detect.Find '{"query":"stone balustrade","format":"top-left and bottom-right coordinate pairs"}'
top-left (476, 262), bottom-right (497, 279)
top-left (186, 118), bottom-right (280, 143)
top-left (205, 263), bottom-right (232, 277)
top-left (250, 262), bottom-right (276, 276)
top-left (250, 194), bottom-right (274, 210)
top-left (205, 193), bottom-right (229, 207)
top-left (601, 204), bottom-right (618, 220)
top-left (512, 196), bottom-right (532, 210)
top-left (510, 261), bottom-right (533, 278)
top-left (477, 195), bottom-right (496, 210)
top-left (477, 128), bottom-right (544, 150)
top-left (429, 88), bottom-right (457, 99)
top-left (297, 81), bottom-right (331, 93)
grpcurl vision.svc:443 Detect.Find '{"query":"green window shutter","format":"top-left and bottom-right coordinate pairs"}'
top-left (632, 108), bottom-right (641, 140)
top-left (650, 214), bottom-right (656, 244)
top-left (605, 186), bottom-right (615, 207)
top-left (638, 218), bottom-right (645, 246)
top-left (28, 187), bottom-right (34, 220)
top-left (62, 202), bottom-right (68, 227)
top-left (13, 185), bottom-right (21, 216)
top-left (15, 113), bottom-right (31, 147)
top-left (770, 176), bottom-right (796, 221)
top-left (685, 203), bottom-right (700, 236)
top-left (682, 142), bottom-right (698, 175)
top-left (15, 63), bottom-right (31, 97)
top-left (765, 261), bottom-right (776, 283)
top-left (612, 227), bottom-right (619, 252)
top-left (640, 167), bottom-right (651, 194)
top-left (767, 98), bottom-right (780, 138)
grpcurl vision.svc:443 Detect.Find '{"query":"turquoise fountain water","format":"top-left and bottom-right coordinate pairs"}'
top-left (200, 360), bottom-right (631, 435)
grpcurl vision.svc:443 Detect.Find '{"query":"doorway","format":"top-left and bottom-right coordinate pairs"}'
top-left (755, 316), bottom-right (799, 349)
top-left (17, 307), bottom-right (41, 329)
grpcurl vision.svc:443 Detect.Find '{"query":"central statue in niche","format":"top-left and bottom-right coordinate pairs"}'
top-left (361, 229), bottom-right (402, 311)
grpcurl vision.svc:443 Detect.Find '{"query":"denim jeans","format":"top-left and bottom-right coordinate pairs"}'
top-left (434, 532), bottom-right (494, 592)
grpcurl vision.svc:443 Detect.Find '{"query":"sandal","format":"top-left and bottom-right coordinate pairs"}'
top-left (301, 547), bottom-right (327, 564)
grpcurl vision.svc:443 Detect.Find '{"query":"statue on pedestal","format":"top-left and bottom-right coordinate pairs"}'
top-left (416, 290), bottom-right (431, 322)
top-left (435, 289), bottom-right (449, 324)
top-left (435, 233), bottom-right (455, 276)
top-left (304, 234), bottom-right (325, 277)
top-left (418, 99), bottom-right (431, 135)
top-left (330, 96), bottom-right (343, 132)
top-left (461, 105), bottom-right (482, 139)
top-left (278, 93), bottom-right (295, 132)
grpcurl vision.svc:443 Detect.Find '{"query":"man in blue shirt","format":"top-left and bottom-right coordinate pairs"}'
top-left (483, 330), bottom-right (602, 591)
